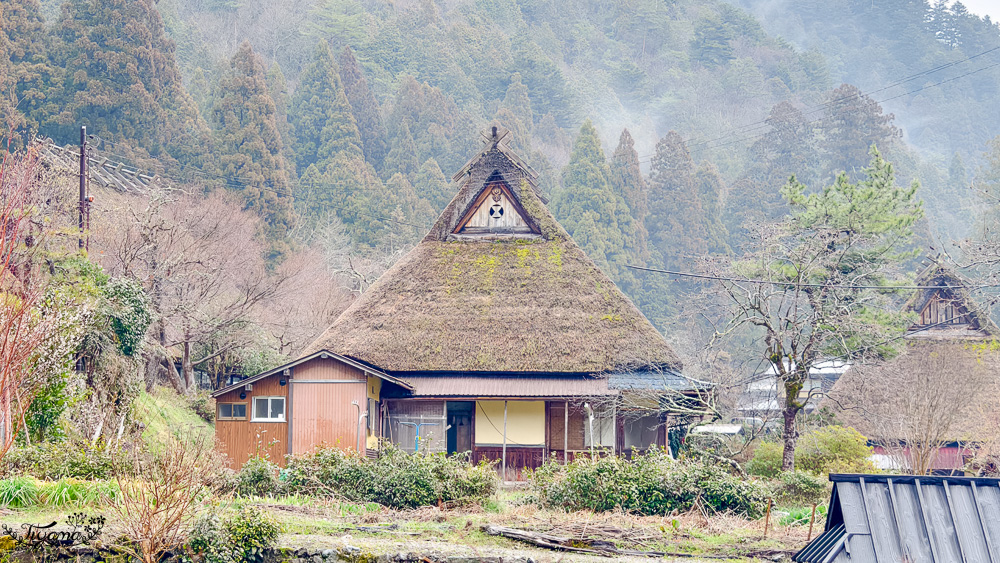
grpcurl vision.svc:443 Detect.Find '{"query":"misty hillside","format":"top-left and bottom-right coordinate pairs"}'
top-left (9, 0), bottom-right (1000, 335)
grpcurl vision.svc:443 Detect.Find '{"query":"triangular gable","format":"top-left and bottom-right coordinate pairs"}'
top-left (914, 289), bottom-right (973, 327)
top-left (904, 261), bottom-right (997, 337)
top-left (452, 171), bottom-right (538, 236)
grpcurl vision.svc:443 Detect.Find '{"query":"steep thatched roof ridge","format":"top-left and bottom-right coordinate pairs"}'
top-left (301, 136), bottom-right (681, 373)
top-left (905, 260), bottom-right (998, 338)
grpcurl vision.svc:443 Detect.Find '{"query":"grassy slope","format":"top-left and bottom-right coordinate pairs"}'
top-left (133, 387), bottom-right (214, 446)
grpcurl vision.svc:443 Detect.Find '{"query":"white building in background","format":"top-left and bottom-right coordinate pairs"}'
top-left (737, 359), bottom-right (851, 421)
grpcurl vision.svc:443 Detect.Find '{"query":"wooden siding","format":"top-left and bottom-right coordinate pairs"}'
top-left (919, 292), bottom-right (970, 326)
top-left (293, 357), bottom-right (367, 382)
top-left (215, 376), bottom-right (288, 468)
top-left (547, 402), bottom-right (586, 450)
top-left (290, 381), bottom-right (368, 454)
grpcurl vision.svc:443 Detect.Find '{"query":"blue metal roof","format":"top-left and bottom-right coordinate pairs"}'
top-left (794, 474), bottom-right (1000, 563)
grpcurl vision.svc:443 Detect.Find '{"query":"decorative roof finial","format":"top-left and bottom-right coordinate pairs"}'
top-left (492, 126), bottom-right (498, 139)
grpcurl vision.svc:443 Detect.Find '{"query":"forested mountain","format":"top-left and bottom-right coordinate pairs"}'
top-left (5, 0), bottom-right (1000, 336)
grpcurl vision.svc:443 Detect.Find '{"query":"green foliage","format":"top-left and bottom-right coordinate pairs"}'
top-left (796, 426), bottom-right (877, 475)
top-left (530, 450), bottom-right (769, 518)
top-left (746, 442), bottom-right (783, 478)
top-left (189, 392), bottom-right (215, 424)
top-left (0, 477), bottom-right (116, 508)
top-left (290, 40), bottom-right (363, 173)
top-left (691, 16), bottom-right (735, 66)
top-left (340, 46), bottom-right (388, 167)
top-left (3, 442), bottom-right (124, 480)
top-left (233, 457), bottom-right (280, 498)
top-left (104, 277), bottom-right (153, 357)
top-left (552, 120), bottom-right (637, 286)
top-left (284, 445), bottom-right (498, 509)
top-left (770, 471), bottom-right (829, 505)
top-left (188, 505), bottom-right (281, 563)
top-left (780, 504), bottom-right (827, 526)
top-left (0, 476), bottom-right (39, 508)
top-left (213, 41), bottom-right (294, 257)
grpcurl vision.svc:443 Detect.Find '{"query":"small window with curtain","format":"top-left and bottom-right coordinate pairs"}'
top-left (252, 397), bottom-right (286, 422)
top-left (217, 403), bottom-right (247, 421)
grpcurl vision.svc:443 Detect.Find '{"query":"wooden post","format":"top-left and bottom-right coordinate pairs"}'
top-left (502, 400), bottom-right (508, 482)
top-left (78, 126), bottom-right (87, 251)
top-left (807, 503), bottom-right (817, 541)
top-left (763, 498), bottom-right (773, 539)
top-left (563, 400), bottom-right (568, 465)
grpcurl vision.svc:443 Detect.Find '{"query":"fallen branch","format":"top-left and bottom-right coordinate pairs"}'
top-left (481, 525), bottom-right (795, 560)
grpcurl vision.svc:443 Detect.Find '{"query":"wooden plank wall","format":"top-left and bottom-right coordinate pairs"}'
top-left (547, 402), bottom-right (586, 451)
top-left (215, 376), bottom-right (288, 468)
top-left (290, 358), bottom-right (368, 455)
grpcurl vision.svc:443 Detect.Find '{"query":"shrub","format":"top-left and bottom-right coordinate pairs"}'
top-left (746, 442), bottom-right (783, 478)
top-left (770, 471), bottom-right (829, 505)
top-left (796, 426), bottom-right (876, 475)
top-left (110, 435), bottom-right (220, 563)
top-left (189, 393), bottom-right (216, 424)
top-left (4, 442), bottom-right (123, 480)
top-left (188, 505), bottom-right (281, 563)
top-left (39, 478), bottom-right (117, 507)
top-left (284, 444), bottom-right (497, 509)
top-left (233, 457), bottom-right (280, 498)
top-left (529, 450), bottom-right (769, 518)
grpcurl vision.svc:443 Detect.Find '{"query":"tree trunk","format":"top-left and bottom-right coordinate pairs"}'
top-left (182, 340), bottom-right (196, 394)
top-left (781, 404), bottom-right (798, 472)
top-left (164, 356), bottom-right (186, 395)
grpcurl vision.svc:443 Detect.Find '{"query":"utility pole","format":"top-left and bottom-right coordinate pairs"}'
top-left (78, 126), bottom-right (87, 252)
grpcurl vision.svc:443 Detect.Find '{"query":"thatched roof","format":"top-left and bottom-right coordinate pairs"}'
top-left (302, 133), bottom-right (681, 374)
top-left (905, 261), bottom-right (998, 340)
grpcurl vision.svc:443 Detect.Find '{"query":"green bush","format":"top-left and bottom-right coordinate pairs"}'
top-left (3, 442), bottom-right (124, 480)
top-left (746, 442), bottom-right (783, 478)
top-left (0, 477), bottom-right (117, 508)
top-left (770, 471), bottom-right (829, 505)
top-left (283, 445), bottom-right (498, 509)
top-left (796, 426), bottom-right (876, 475)
top-left (189, 393), bottom-right (216, 424)
top-left (529, 450), bottom-right (769, 518)
top-left (233, 457), bottom-right (281, 498)
top-left (189, 505), bottom-right (281, 563)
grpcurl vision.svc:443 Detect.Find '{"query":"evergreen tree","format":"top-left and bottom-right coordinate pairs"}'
top-left (289, 40), bottom-right (363, 173)
top-left (383, 121), bottom-right (420, 180)
top-left (694, 161), bottom-right (730, 254)
top-left (213, 41), bottom-right (295, 257)
top-left (51, 0), bottom-right (210, 168)
top-left (691, 15), bottom-right (735, 67)
top-left (0, 0), bottom-right (56, 134)
top-left (646, 131), bottom-right (709, 269)
top-left (318, 153), bottom-right (392, 247)
top-left (552, 120), bottom-right (636, 285)
top-left (267, 62), bottom-right (296, 177)
top-left (339, 46), bottom-right (388, 167)
top-left (386, 172), bottom-right (436, 243)
top-left (609, 128), bottom-right (649, 263)
top-left (188, 67), bottom-right (214, 123)
top-left (822, 84), bottom-right (901, 176)
top-left (414, 157), bottom-right (452, 212)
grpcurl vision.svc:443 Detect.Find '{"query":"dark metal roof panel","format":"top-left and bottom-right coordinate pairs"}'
top-left (797, 475), bottom-right (1000, 563)
top-left (606, 369), bottom-right (710, 392)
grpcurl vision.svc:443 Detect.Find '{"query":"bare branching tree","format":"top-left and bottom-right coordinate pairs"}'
top-left (704, 148), bottom-right (923, 471)
top-left (827, 342), bottom-right (999, 475)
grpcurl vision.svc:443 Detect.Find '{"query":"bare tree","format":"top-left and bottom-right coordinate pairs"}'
top-left (94, 190), bottom-right (293, 394)
top-left (703, 149), bottom-right (922, 471)
top-left (827, 342), bottom-right (998, 475)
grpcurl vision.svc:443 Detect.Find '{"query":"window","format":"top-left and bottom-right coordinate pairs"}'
top-left (217, 403), bottom-right (247, 421)
top-left (252, 397), bottom-right (285, 422)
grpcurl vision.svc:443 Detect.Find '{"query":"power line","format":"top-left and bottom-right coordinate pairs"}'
top-left (626, 264), bottom-right (1000, 290)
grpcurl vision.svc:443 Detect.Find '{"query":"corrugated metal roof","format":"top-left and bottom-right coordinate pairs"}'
top-left (400, 374), bottom-right (617, 398)
top-left (607, 368), bottom-right (709, 392)
top-left (794, 474), bottom-right (1000, 563)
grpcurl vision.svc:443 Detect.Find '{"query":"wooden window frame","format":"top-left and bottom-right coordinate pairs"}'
top-left (252, 396), bottom-right (286, 423)
top-left (217, 402), bottom-right (247, 421)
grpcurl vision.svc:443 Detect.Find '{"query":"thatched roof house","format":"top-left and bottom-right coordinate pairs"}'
top-left (213, 129), bottom-right (700, 475)
top-left (824, 261), bottom-right (1000, 475)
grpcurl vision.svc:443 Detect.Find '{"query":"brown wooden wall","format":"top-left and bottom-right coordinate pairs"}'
top-left (215, 376), bottom-right (288, 468)
top-left (290, 358), bottom-right (368, 455)
top-left (547, 401), bottom-right (586, 450)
